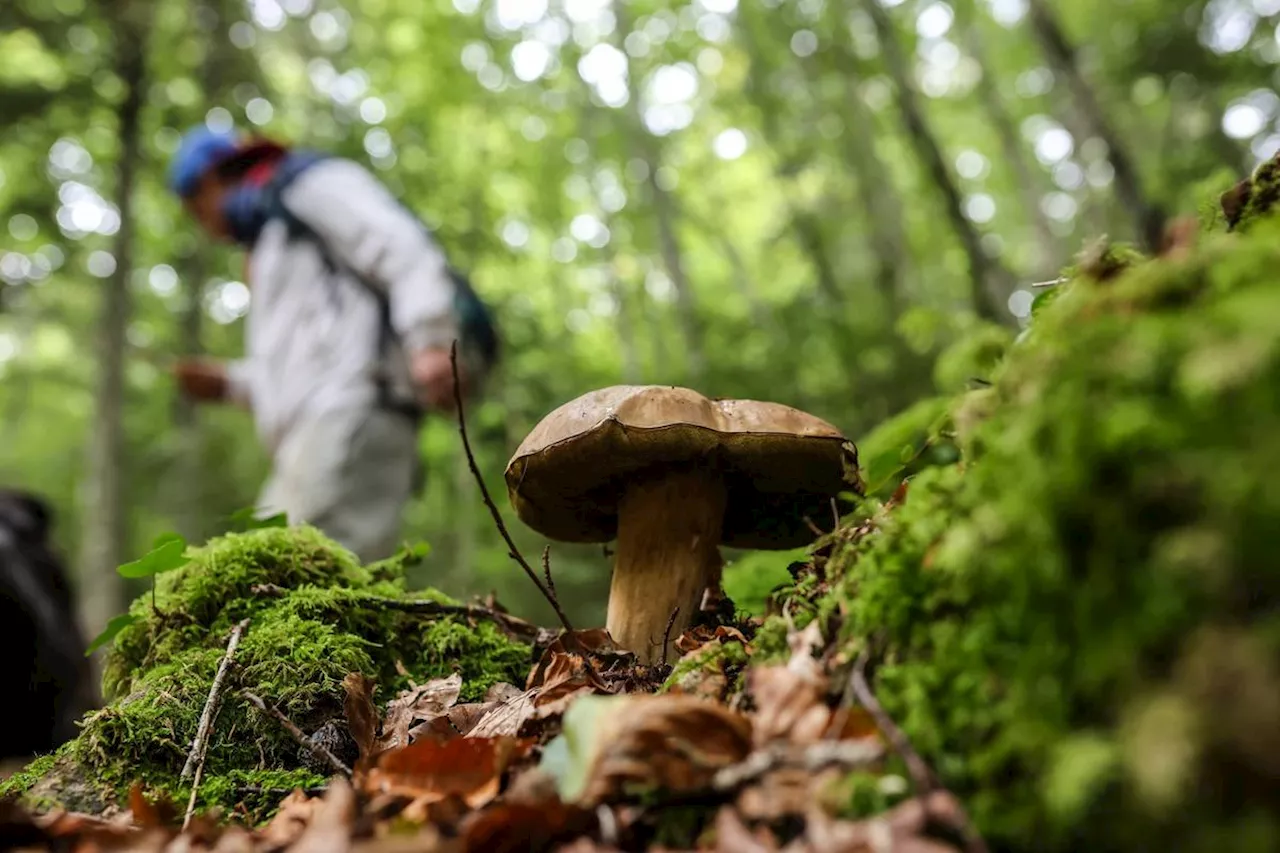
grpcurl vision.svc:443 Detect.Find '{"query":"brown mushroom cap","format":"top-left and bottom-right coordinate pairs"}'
top-left (504, 385), bottom-right (862, 550)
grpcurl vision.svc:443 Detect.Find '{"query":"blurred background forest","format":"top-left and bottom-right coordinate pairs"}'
top-left (0, 0), bottom-right (1273, 640)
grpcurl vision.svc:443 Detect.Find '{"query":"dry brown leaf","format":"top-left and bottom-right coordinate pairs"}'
top-left (210, 826), bottom-right (256, 853)
top-left (259, 788), bottom-right (321, 850)
top-left (735, 767), bottom-right (843, 822)
top-left (459, 799), bottom-right (594, 853)
top-left (484, 682), bottom-right (524, 703)
top-left (342, 673), bottom-right (381, 764)
top-left (380, 673), bottom-right (463, 752)
top-left (576, 695), bottom-right (753, 806)
top-left (714, 807), bottom-right (778, 853)
top-left (361, 736), bottom-right (532, 810)
top-left (801, 793), bottom-right (966, 853)
top-left (749, 666), bottom-right (830, 747)
top-left (469, 690), bottom-right (537, 738)
top-left (290, 777), bottom-right (356, 853)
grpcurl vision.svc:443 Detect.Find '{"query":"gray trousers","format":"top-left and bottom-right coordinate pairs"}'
top-left (256, 407), bottom-right (420, 564)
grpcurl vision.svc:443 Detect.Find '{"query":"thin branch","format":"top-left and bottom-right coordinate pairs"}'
top-left (449, 342), bottom-right (581, 647)
top-left (181, 618), bottom-right (250, 829)
top-left (241, 690), bottom-right (352, 777)
top-left (541, 545), bottom-right (556, 598)
top-left (660, 606), bottom-right (681, 668)
top-left (849, 651), bottom-right (988, 853)
top-left (712, 740), bottom-right (884, 792)
top-left (249, 583), bottom-right (543, 642)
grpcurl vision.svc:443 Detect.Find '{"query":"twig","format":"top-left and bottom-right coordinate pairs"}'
top-left (830, 497), bottom-right (841, 530)
top-left (241, 690), bottom-right (352, 777)
top-left (802, 515), bottom-right (825, 537)
top-left (250, 583), bottom-right (543, 642)
top-left (541, 545), bottom-right (556, 597)
top-left (660, 606), bottom-right (680, 668)
top-left (181, 618), bottom-right (249, 829)
top-left (849, 651), bottom-right (988, 853)
top-left (449, 342), bottom-right (581, 648)
top-left (711, 740), bottom-right (884, 792)
top-left (1031, 276), bottom-right (1067, 288)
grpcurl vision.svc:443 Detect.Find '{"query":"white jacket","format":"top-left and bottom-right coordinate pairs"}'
top-left (224, 158), bottom-right (459, 455)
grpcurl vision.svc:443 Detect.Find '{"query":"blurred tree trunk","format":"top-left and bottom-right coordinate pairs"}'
top-left (737, 6), bottom-right (844, 307)
top-left (78, 0), bottom-right (149, 640)
top-left (960, 19), bottom-right (1060, 276)
top-left (821, 1), bottom-right (911, 316)
top-left (1025, 0), bottom-right (1165, 250)
top-left (609, 2), bottom-right (705, 384)
top-left (862, 0), bottom-right (1013, 323)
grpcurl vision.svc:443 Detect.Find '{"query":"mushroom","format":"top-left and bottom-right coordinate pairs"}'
top-left (504, 385), bottom-right (861, 664)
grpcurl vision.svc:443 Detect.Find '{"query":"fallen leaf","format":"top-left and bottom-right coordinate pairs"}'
top-left (127, 783), bottom-right (167, 829)
top-left (540, 694), bottom-right (753, 806)
top-left (470, 690), bottom-right (537, 738)
top-left (290, 777), bottom-right (356, 853)
top-left (749, 665), bottom-right (830, 748)
top-left (342, 673), bottom-right (381, 765)
top-left (713, 807), bottom-right (778, 853)
top-left (459, 799), bottom-right (595, 853)
top-left (485, 682), bottom-right (525, 703)
top-left (362, 736), bottom-right (532, 810)
top-left (260, 789), bottom-right (320, 850)
top-left (211, 826), bottom-right (257, 853)
top-left (735, 767), bottom-right (841, 822)
top-left (801, 792), bottom-right (967, 853)
top-left (381, 673), bottom-right (463, 751)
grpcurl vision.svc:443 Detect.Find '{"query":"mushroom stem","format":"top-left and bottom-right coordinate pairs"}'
top-left (607, 468), bottom-right (728, 665)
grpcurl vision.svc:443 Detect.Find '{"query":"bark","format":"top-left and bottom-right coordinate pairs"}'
top-left (863, 0), bottom-right (1013, 323)
top-left (78, 0), bottom-right (149, 639)
top-left (1025, 0), bottom-right (1166, 250)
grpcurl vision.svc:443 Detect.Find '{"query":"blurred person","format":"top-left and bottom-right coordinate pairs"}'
top-left (0, 489), bottom-right (94, 766)
top-left (166, 126), bottom-right (499, 562)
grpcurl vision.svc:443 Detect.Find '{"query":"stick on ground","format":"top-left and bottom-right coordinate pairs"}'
top-left (241, 690), bottom-right (353, 777)
top-left (181, 618), bottom-right (250, 829)
top-left (849, 650), bottom-right (988, 853)
top-left (449, 342), bottom-right (582, 649)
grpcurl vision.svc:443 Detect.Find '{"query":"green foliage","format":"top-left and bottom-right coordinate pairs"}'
top-left (721, 548), bottom-right (806, 617)
top-left (115, 535), bottom-right (190, 579)
top-left (10, 525), bottom-right (530, 823)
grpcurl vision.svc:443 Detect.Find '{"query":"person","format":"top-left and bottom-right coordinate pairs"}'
top-left (166, 126), bottom-right (498, 562)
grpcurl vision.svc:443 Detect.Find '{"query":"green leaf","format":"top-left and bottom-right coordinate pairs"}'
top-left (117, 536), bottom-right (190, 578)
top-left (537, 694), bottom-right (625, 803)
top-left (228, 507), bottom-right (289, 531)
top-left (85, 612), bottom-right (140, 656)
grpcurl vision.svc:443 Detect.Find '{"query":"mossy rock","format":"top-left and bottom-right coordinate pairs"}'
top-left (1, 526), bottom-right (532, 823)
top-left (768, 215), bottom-right (1280, 850)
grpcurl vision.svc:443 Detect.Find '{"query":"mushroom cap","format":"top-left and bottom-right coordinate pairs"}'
top-left (504, 385), bottom-right (861, 550)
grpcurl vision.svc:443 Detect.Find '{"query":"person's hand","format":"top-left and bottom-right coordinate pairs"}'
top-left (172, 359), bottom-right (229, 402)
top-left (410, 346), bottom-right (466, 411)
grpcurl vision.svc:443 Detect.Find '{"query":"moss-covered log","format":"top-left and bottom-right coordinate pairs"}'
top-left (751, 196), bottom-right (1280, 850)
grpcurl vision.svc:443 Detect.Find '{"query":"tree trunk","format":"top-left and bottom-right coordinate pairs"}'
top-left (1025, 0), bottom-right (1165, 250)
top-left (863, 0), bottom-right (1012, 323)
top-left (961, 18), bottom-right (1060, 276)
top-left (822, 9), bottom-right (911, 317)
top-left (607, 3), bottom-right (706, 384)
top-left (78, 0), bottom-right (148, 641)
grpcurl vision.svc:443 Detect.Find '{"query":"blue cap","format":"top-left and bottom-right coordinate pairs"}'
top-left (167, 125), bottom-right (241, 198)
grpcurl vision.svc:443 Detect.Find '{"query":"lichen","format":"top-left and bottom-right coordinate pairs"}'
top-left (6, 525), bottom-right (530, 824)
top-left (762, 212), bottom-right (1280, 850)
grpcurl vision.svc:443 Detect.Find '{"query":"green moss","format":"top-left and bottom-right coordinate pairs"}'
top-left (1223, 151), bottom-right (1280, 232)
top-left (660, 635), bottom-right (749, 695)
top-left (8, 527), bottom-right (530, 824)
top-left (763, 214), bottom-right (1280, 850)
top-left (932, 321), bottom-right (1014, 393)
top-left (414, 618), bottom-right (532, 701)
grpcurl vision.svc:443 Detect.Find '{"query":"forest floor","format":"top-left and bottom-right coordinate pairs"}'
top-left (2, 531), bottom-right (973, 853)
